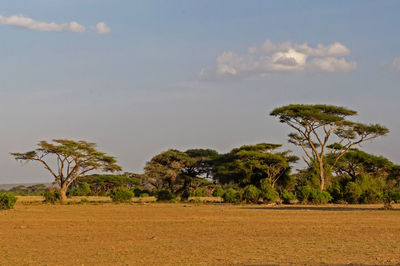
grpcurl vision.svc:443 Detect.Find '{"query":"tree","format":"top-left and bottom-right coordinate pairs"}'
top-left (11, 139), bottom-right (121, 203)
top-left (143, 149), bottom-right (217, 199)
top-left (212, 143), bottom-right (298, 190)
top-left (270, 104), bottom-right (388, 191)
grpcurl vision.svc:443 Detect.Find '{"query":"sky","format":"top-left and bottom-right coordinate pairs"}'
top-left (1, 1), bottom-right (400, 184)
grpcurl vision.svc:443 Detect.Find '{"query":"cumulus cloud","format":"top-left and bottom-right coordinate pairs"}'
top-left (200, 39), bottom-right (356, 81)
top-left (94, 22), bottom-right (111, 34)
top-left (0, 14), bottom-right (110, 34)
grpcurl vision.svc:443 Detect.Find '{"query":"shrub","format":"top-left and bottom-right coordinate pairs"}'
top-left (243, 185), bottom-right (260, 203)
top-left (260, 179), bottom-right (279, 203)
top-left (194, 187), bottom-right (209, 197)
top-left (344, 182), bottom-right (363, 203)
top-left (212, 187), bottom-right (225, 197)
top-left (140, 193), bottom-right (149, 197)
top-left (110, 187), bottom-right (134, 203)
top-left (222, 188), bottom-right (240, 203)
top-left (133, 188), bottom-right (142, 197)
top-left (0, 193), bottom-right (18, 210)
top-left (281, 190), bottom-right (296, 204)
top-left (43, 189), bottom-right (61, 204)
top-left (80, 198), bottom-right (90, 204)
top-left (180, 189), bottom-right (191, 201)
top-left (295, 185), bottom-right (313, 203)
top-left (296, 185), bottom-right (332, 204)
top-left (309, 190), bottom-right (332, 204)
top-left (70, 182), bottom-right (92, 196)
top-left (156, 190), bottom-right (176, 202)
top-left (359, 188), bottom-right (382, 204)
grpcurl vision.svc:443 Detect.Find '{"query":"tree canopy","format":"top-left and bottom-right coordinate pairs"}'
top-left (11, 139), bottom-right (121, 203)
top-left (212, 143), bottom-right (298, 190)
top-left (270, 104), bottom-right (388, 190)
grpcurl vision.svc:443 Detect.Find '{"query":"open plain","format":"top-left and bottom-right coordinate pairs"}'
top-left (0, 201), bottom-right (399, 265)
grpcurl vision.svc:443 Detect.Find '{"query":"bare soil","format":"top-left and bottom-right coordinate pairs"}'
top-left (0, 201), bottom-right (399, 265)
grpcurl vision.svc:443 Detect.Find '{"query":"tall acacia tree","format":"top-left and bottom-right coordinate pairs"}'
top-left (11, 139), bottom-right (122, 203)
top-left (270, 104), bottom-right (388, 191)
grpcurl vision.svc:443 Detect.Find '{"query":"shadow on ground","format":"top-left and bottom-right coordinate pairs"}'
top-left (242, 205), bottom-right (400, 211)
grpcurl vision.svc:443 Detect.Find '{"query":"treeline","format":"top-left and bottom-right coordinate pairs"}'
top-left (3, 104), bottom-right (399, 209)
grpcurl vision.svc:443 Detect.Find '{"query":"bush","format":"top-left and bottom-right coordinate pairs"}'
top-left (243, 185), bottom-right (260, 203)
top-left (133, 188), bottom-right (142, 197)
top-left (295, 185), bottom-right (313, 203)
top-left (222, 188), bottom-right (240, 203)
top-left (344, 182), bottom-right (362, 203)
top-left (140, 193), bottom-right (149, 197)
top-left (309, 190), bottom-right (332, 204)
top-left (70, 182), bottom-right (92, 196)
top-left (281, 190), bottom-right (296, 204)
top-left (0, 193), bottom-right (18, 210)
top-left (360, 188), bottom-right (382, 204)
top-left (212, 187), bottom-right (225, 197)
top-left (43, 189), bottom-right (61, 204)
top-left (296, 185), bottom-right (332, 204)
top-left (110, 187), bottom-right (134, 203)
top-left (180, 189), bottom-right (191, 201)
top-left (193, 187), bottom-right (209, 197)
top-left (260, 179), bottom-right (279, 203)
top-left (156, 190), bottom-right (176, 202)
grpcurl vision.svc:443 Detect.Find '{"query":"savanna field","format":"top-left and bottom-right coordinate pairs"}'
top-left (1, 198), bottom-right (399, 265)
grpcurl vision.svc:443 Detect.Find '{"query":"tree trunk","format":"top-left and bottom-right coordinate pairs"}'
top-left (318, 159), bottom-right (325, 191)
top-left (60, 186), bottom-right (68, 204)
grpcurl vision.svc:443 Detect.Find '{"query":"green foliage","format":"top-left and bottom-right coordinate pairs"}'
top-left (193, 187), bottom-right (209, 197)
top-left (80, 198), bottom-right (90, 204)
top-left (242, 185), bottom-right (260, 203)
top-left (309, 190), bottom-right (332, 204)
top-left (295, 185), bottom-right (332, 204)
top-left (8, 184), bottom-right (47, 196)
top-left (180, 189), bottom-right (191, 201)
top-left (212, 143), bottom-right (297, 189)
top-left (76, 174), bottom-right (141, 195)
top-left (383, 189), bottom-right (400, 204)
top-left (43, 189), bottom-right (61, 204)
top-left (70, 182), bottom-right (92, 196)
top-left (344, 182), bottom-right (362, 203)
top-left (281, 190), bottom-right (296, 204)
top-left (144, 149), bottom-right (217, 194)
top-left (222, 188), bottom-right (240, 203)
top-left (212, 187), bottom-right (225, 197)
top-left (260, 178), bottom-right (279, 203)
top-left (0, 193), bottom-right (18, 210)
top-left (110, 187), bottom-right (134, 203)
top-left (140, 193), bottom-right (149, 197)
top-left (270, 104), bottom-right (388, 191)
top-left (156, 190), bottom-right (176, 202)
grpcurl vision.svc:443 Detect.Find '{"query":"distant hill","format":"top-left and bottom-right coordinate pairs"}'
top-left (0, 182), bottom-right (52, 190)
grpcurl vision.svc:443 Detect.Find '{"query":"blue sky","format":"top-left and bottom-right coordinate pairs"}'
top-left (1, 1), bottom-right (400, 183)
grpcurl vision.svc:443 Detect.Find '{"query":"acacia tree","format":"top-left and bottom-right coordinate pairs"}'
top-left (212, 143), bottom-right (298, 189)
top-left (11, 139), bottom-right (122, 203)
top-left (143, 149), bottom-right (217, 198)
top-left (270, 104), bottom-right (388, 191)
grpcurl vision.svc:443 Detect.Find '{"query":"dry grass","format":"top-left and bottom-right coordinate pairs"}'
top-left (0, 203), bottom-right (399, 265)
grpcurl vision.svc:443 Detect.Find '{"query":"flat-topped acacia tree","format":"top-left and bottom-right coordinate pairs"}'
top-left (11, 139), bottom-right (122, 203)
top-left (270, 104), bottom-right (388, 191)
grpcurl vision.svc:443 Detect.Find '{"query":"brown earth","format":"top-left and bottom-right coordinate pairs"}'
top-left (0, 201), bottom-right (399, 265)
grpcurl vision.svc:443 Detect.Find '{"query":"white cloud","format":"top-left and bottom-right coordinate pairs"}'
top-left (0, 14), bottom-right (110, 34)
top-left (200, 39), bottom-right (356, 81)
top-left (94, 22), bottom-right (111, 35)
top-left (390, 57), bottom-right (400, 71)
top-left (308, 57), bottom-right (357, 72)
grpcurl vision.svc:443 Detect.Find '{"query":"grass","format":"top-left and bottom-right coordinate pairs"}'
top-left (0, 203), bottom-right (399, 265)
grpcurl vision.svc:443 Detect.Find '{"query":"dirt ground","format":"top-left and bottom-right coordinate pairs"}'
top-left (0, 202), bottom-right (399, 265)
